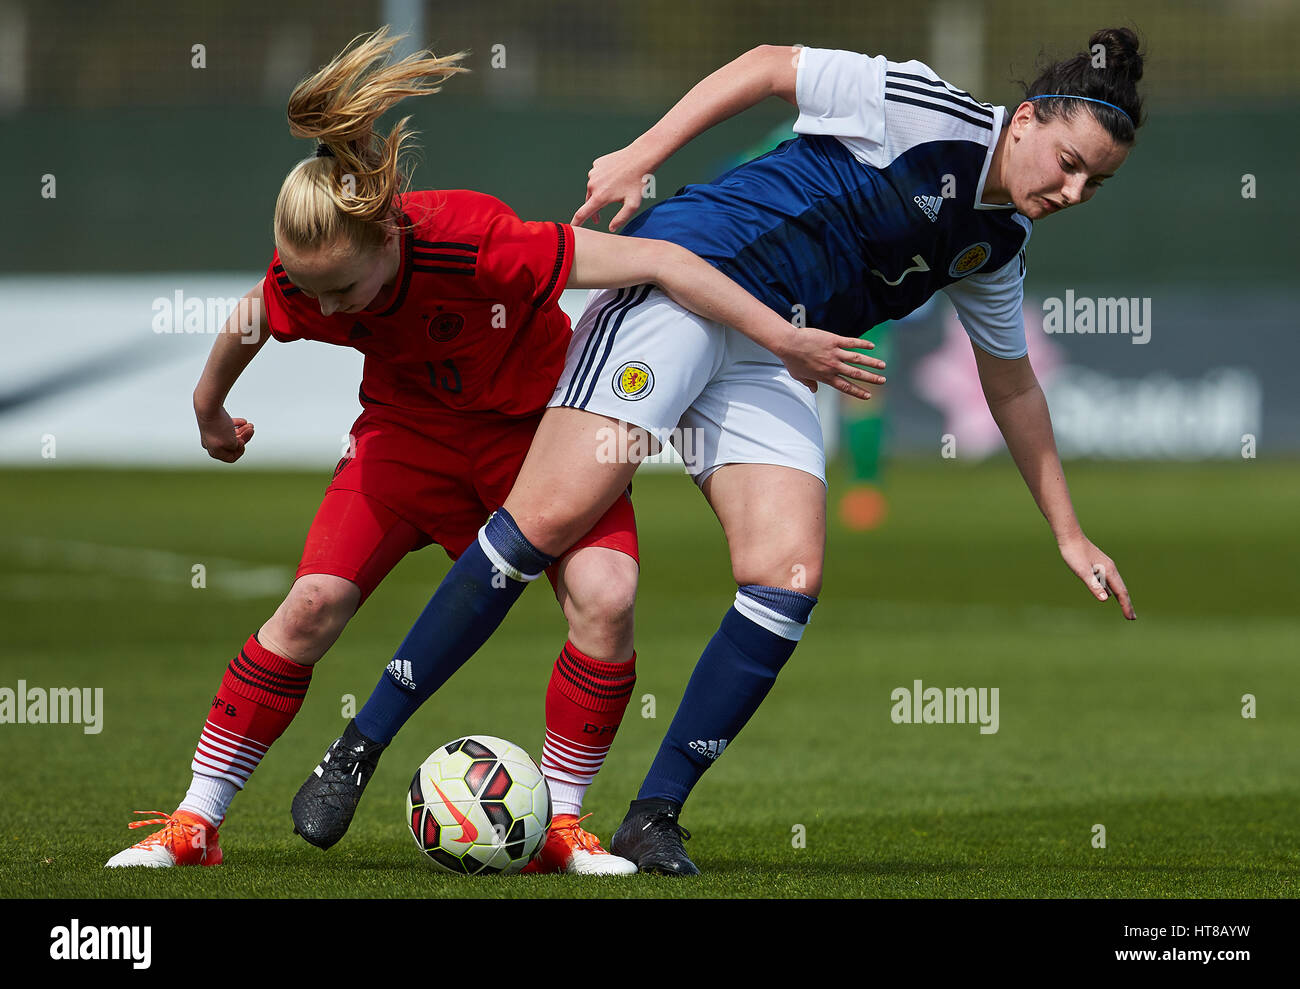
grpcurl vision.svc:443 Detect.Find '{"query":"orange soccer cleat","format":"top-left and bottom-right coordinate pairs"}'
top-left (104, 810), bottom-right (223, 868)
top-left (521, 813), bottom-right (637, 876)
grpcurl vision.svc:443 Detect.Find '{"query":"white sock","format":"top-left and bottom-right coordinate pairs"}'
top-left (546, 779), bottom-right (586, 818)
top-left (178, 773), bottom-right (239, 828)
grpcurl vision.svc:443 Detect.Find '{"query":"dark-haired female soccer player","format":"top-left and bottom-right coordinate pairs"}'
top-left (105, 27), bottom-right (870, 873)
top-left (302, 28), bottom-right (1146, 875)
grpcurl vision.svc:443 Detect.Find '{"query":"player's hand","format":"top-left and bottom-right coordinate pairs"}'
top-left (1059, 535), bottom-right (1135, 620)
top-left (571, 146), bottom-right (656, 232)
top-left (196, 407), bottom-right (254, 463)
top-left (775, 327), bottom-right (887, 401)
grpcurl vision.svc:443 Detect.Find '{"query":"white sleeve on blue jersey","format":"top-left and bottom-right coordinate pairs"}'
top-left (942, 250), bottom-right (1029, 359)
top-left (794, 47), bottom-right (995, 168)
top-left (793, 47), bottom-right (889, 165)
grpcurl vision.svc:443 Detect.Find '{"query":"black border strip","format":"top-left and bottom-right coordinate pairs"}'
top-left (884, 93), bottom-right (993, 130)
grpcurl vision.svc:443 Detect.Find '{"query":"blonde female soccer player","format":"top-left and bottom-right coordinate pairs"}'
top-left (106, 27), bottom-right (865, 874)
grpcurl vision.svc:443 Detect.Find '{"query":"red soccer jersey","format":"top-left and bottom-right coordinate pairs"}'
top-left (262, 189), bottom-right (576, 417)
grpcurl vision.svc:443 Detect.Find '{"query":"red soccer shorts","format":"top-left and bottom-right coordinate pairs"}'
top-left (295, 408), bottom-right (638, 602)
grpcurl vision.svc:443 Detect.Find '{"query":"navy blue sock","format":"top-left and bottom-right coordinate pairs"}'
top-left (356, 508), bottom-right (553, 744)
top-left (637, 585), bottom-right (817, 805)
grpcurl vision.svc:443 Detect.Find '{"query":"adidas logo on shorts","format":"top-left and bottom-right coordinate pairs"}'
top-left (386, 658), bottom-right (417, 691)
top-left (688, 738), bottom-right (728, 761)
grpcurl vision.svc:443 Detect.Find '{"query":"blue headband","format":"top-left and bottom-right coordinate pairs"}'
top-left (1029, 94), bottom-right (1133, 126)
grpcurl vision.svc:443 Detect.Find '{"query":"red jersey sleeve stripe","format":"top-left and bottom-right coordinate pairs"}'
top-left (413, 241), bottom-right (477, 276)
top-left (532, 222), bottom-right (573, 310)
top-left (413, 252), bottom-right (479, 265)
top-left (271, 264), bottom-right (301, 296)
top-left (413, 239), bottom-right (479, 253)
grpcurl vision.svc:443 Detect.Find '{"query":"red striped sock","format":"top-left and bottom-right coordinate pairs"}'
top-left (190, 634), bottom-right (312, 789)
top-left (541, 641), bottom-right (636, 816)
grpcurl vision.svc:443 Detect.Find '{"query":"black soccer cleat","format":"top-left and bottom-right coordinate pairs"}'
top-left (291, 719), bottom-right (387, 850)
top-left (610, 798), bottom-right (701, 876)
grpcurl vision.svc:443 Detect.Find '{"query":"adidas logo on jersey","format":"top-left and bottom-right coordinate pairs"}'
top-left (386, 659), bottom-right (416, 691)
top-left (688, 738), bottom-right (728, 761)
top-left (913, 194), bottom-right (943, 222)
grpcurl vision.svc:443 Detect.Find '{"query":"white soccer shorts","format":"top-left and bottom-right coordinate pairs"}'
top-left (549, 286), bottom-right (827, 485)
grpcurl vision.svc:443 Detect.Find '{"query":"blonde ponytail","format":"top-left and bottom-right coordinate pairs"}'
top-left (273, 26), bottom-right (468, 254)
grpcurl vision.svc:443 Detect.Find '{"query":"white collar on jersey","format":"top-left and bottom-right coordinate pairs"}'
top-left (974, 106), bottom-right (1016, 211)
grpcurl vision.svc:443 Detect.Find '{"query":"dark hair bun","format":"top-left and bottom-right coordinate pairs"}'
top-left (1088, 27), bottom-right (1144, 84)
top-left (1022, 26), bottom-right (1147, 141)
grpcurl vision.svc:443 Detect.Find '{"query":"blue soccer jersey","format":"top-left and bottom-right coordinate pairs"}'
top-left (623, 46), bottom-right (1033, 359)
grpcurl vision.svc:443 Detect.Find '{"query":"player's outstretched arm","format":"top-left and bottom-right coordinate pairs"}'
top-left (568, 227), bottom-right (884, 400)
top-left (972, 343), bottom-right (1136, 620)
top-left (192, 279), bottom-right (271, 463)
top-left (572, 44), bottom-right (799, 231)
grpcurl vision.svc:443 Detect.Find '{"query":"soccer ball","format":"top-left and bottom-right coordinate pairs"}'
top-left (406, 735), bottom-right (551, 875)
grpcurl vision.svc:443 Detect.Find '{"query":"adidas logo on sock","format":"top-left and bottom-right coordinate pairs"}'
top-left (386, 658), bottom-right (416, 691)
top-left (913, 194), bottom-right (943, 222)
top-left (688, 738), bottom-right (728, 761)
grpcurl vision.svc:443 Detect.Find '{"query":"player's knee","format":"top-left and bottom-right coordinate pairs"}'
top-left (731, 553), bottom-right (822, 596)
top-left (275, 576), bottom-right (358, 648)
top-left (789, 561), bottom-right (823, 596)
top-left (512, 508), bottom-right (590, 559)
top-left (561, 552), bottom-right (638, 654)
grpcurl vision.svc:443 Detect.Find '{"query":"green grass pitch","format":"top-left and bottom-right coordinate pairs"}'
top-left (2, 460), bottom-right (1297, 898)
